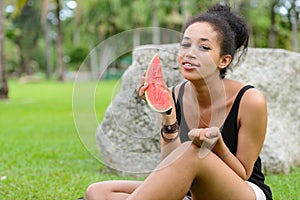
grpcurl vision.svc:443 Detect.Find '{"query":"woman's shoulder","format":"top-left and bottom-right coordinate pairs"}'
top-left (225, 78), bottom-right (266, 109)
top-left (240, 87), bottom-right (267, 111)
top-left (229, 83), bottom-right (267, 118)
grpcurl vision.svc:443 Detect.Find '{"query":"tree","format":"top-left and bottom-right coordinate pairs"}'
top-left (268, 1), bottom-right (278, 48)
top-left (55, 0), bottom-right (65, 81)
top-left (152, 0), bottom-right (160, 44)
top-left (291, 0), bottom-right (299, 52)
top-left (12, 0), bottom-right (42, 76)
top-left (275, 0), bottom-right (299, 51)
top-left (0, 0), bottom-right (9, 99)
top-left (73, 0), bottom-right (82, 45)
top-left (41, 0), bottom-right (52, 79)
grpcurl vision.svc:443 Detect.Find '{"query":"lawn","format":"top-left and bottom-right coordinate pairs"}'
top-left (0, 79), bottom-right (299, 200)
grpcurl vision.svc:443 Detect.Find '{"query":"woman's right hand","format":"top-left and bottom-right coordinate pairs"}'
top-left (136, 71), bottom-right (148, 101)
top-left (137, 71), bottom-right (177, 123)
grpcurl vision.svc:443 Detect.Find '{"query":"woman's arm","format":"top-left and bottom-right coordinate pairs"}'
top-left (158, 112), bottom-right (181, 160)
top-left (236, 88), bottom-right (268, 179)
top-left (138, 78), bottom-right (182, 161)
top-left (158, 86), bottom-right (182, 160)
top-left (213, 88), bottom-right (268, 180)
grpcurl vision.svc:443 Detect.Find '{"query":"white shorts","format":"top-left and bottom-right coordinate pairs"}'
top-left (183, 181), bottom-right (266, 200)
top-left (246, 181), bottom-right (266, 200)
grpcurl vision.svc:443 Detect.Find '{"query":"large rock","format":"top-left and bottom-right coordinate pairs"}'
top-left (96, 44), bottom-right (300, 176)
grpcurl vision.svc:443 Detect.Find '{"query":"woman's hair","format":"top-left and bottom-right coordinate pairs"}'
top-left (181, 4), bottom-right (249, 78)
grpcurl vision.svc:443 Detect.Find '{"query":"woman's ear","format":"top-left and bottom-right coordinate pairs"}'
top-left (218, 55), bottom-right (232, 69)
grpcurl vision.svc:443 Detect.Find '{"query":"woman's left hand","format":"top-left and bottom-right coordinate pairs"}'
top-left (188, 127), bottom-right (221, 149)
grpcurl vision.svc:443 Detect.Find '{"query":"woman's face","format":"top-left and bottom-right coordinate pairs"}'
top-left (178, 22), bottom-right (224, 81)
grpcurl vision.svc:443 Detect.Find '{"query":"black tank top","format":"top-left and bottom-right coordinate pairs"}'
top-left (172, 82), bottom-right (273, 200)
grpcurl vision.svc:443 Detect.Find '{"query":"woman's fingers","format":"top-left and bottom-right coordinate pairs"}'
top-left (188, 129), bottom-right (205, 147)
top-left (188, 128), bottom-right (220, 148)
top-left (188, 129), bottom-right (198, 141)
top-left (136, 72), bottom-right (148, 100)
top-left (205, 127), bottom-right (220, 138)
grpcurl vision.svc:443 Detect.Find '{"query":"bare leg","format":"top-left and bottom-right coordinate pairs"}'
top-left (127, 142), bottom-right (256, 200)
top-left (85, 180), bottom-right (142, 200)
top-left (86, 142), bottom-right (256, 200)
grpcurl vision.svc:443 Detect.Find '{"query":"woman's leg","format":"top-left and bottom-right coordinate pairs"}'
top-left (85, 180), bottom-right (142, 200)
top-left (127, 142), bottom-right (256, 200)
top-left (86, 141), bottom-right (256, 200)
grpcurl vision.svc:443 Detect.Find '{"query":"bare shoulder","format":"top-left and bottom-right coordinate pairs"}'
top-left (223, 78), bottom-right (268, 119)
top-left (240, 87), bottom-right (267, 110)
top-left (224, 78), bottom-right (266, 107)
top-left (239, 87), bottom-right (267, 128)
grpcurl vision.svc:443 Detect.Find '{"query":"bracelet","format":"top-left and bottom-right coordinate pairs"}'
top-left (222, 148), bottom-right (230, 159)
top-left (160, 128), bottom-right (179, 142)
top-left (162, 121), bottom-right (179, 133)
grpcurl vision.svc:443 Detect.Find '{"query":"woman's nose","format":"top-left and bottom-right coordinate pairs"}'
top-left (185, 44), bottom-right (198, 59)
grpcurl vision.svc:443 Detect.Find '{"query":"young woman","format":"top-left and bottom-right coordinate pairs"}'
top-left (85, 4), bottom-right (272, 200)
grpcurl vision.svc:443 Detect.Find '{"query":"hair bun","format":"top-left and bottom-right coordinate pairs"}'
top-left (207, 4), bottom-right (249, 50)
top-left (207, 4), bottom-right (231, 13)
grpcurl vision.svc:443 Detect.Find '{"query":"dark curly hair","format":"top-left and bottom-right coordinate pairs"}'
top-left (181, 4), bottom-right (249, 78)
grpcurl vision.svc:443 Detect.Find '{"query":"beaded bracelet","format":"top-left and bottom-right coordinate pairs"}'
top-left (160, 128), bottom-right (179, 142)
top-left (162, 121), bottom-right (179, 133)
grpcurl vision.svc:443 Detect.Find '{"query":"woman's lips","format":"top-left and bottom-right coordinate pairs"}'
top-left (182, 62), bottom-right (199, 70)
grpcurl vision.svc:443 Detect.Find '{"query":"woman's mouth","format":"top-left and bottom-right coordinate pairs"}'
top-left (182, 62), bottom-right (200, 70)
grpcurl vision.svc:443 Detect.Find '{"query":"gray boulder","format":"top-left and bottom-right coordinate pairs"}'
top-left (96, 44), bottom-right (300, 176)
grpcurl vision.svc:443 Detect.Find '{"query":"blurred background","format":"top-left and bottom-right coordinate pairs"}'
top-left (0, 0), bottom-right (299, 98)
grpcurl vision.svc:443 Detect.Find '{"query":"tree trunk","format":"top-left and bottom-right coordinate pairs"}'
top-left (292, 2), bottom-right (299, 52)
top-left (73, 0), bottom-right (82, 45)
top-left (56, 0), bottom-right (65, 81)
top-left (181, 0), bottom-right (190, 23)
top-left (45, 22), bottom-right (52, 79)
top-left (268, 1), bottom-right (277, 48)
top-left (41, 0), bottom-right (52, 79)
top-left (151, 0), bottom-right (160, 44)
top-left (15, 36), bottom-right (31, 76)
top-left (133, 29), bottom-right (140, 48)
top-left (0, 0), bottom-right (9, 99)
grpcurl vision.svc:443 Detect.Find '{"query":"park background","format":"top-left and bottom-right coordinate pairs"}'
top-left (0, 0), bottom-right (299, 199)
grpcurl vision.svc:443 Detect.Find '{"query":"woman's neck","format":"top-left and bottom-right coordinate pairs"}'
top-left (189, 73), bottom-right (224, 103)
top-left (188, 74), bottom-right (227, 127)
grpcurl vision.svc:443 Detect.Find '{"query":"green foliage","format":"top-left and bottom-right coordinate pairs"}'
top-left (2, 0), bottom-right (300, 78)
top-left (4, 39), bottom-right (19, 74)
top-left (7, 1), bottom-right (42, 75)
top-left (67, 46), bottom-right (89, 70)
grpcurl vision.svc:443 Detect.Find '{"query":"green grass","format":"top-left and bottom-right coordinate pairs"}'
top-left (0, 79), bottom-right (299, 199)
top-left (0, 79), bottom-right (134, 199)
top-left (266, 168), bottom-right (300, 200)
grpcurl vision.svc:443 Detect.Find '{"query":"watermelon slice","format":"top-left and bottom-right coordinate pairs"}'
top-left (145, 54), bottom-right (172, 114)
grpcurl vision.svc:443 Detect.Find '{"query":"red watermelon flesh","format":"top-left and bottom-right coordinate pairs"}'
top-left (145, 54), bottom-right (172, 114)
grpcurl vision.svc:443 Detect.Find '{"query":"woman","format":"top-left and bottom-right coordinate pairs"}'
top-left (85, 4), bottom-right (272, 200)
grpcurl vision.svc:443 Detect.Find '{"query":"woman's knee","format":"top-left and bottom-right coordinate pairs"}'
top-left (85, 182), bottom-right (109, 200)
top-left (157, 142), bottom-right (203, 170)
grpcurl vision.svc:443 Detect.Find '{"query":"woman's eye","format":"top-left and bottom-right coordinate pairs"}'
top-left (180, 43), bottom-right (190, 48)
top-left (199, 45), bottom-right (210, 51)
